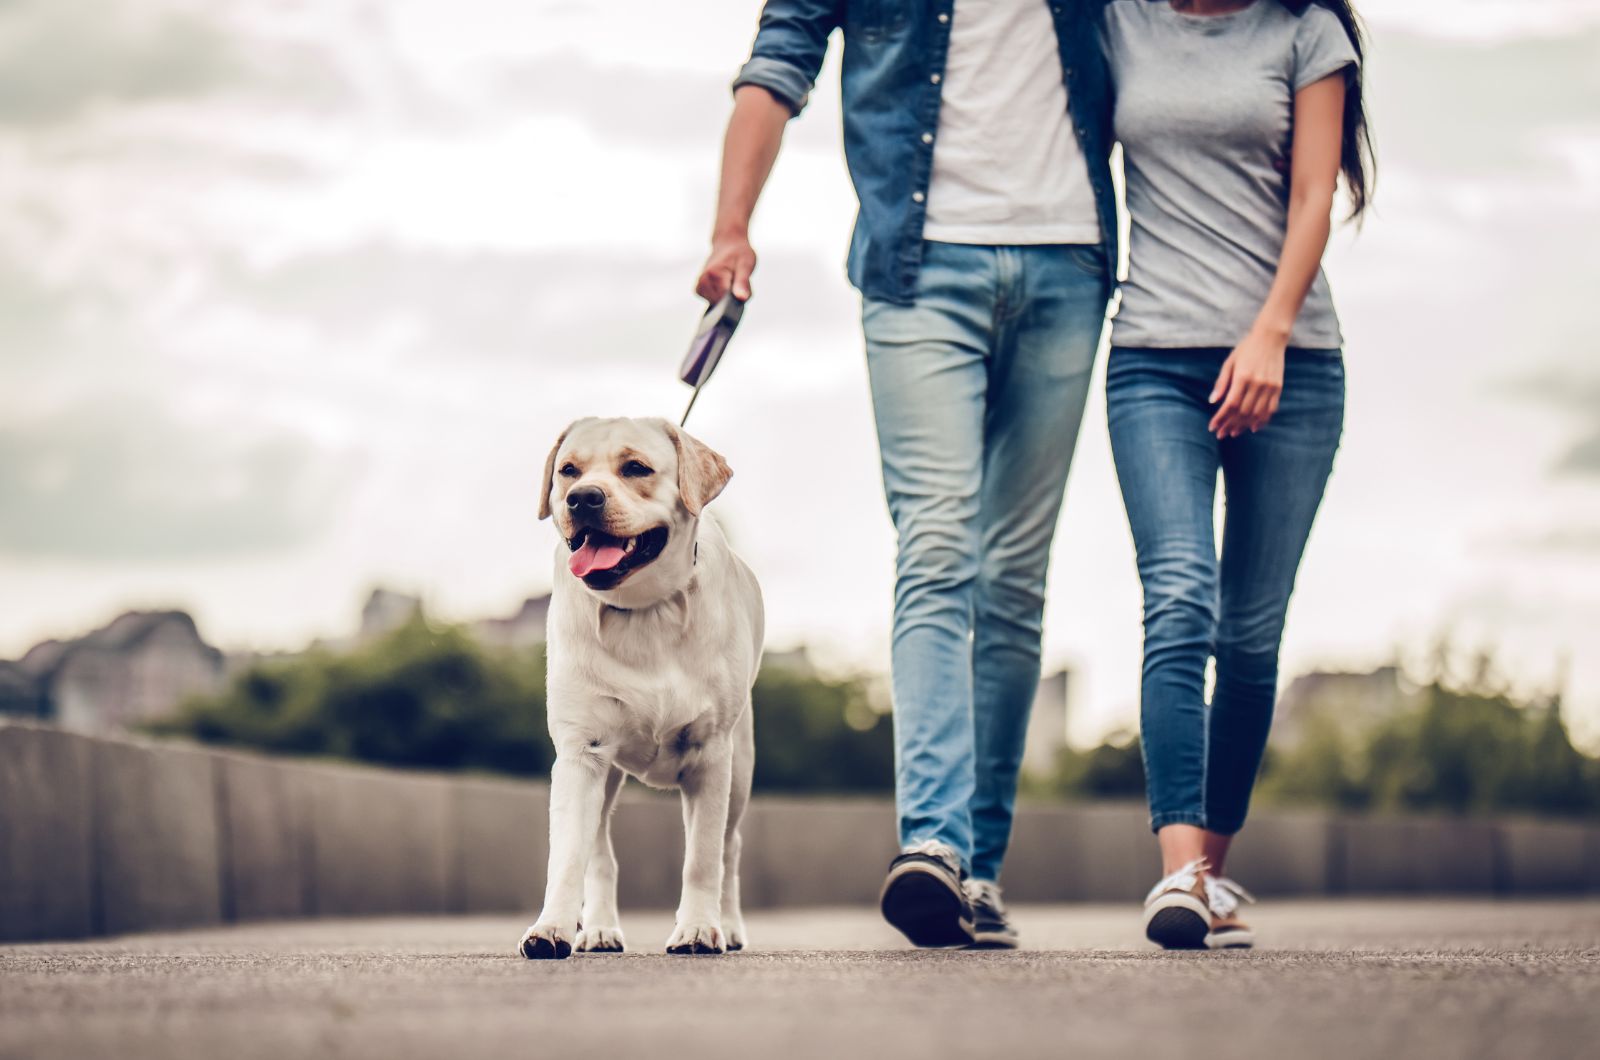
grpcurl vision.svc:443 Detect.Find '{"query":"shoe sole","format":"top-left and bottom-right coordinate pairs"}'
top-left (967, 931), bottom-right (1019, 950)
top-left (1143, 893), bottom-right (1210, 951)
top-left (1207, 929), bottom-right (1255, 950)
top-left (880, 865), bottom-right (974, 948)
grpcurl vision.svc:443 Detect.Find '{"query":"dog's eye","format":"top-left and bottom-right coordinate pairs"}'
top-left (621, 461), bottom-right (654, 478)
top-left (558, 463), bottom-right (580, 478)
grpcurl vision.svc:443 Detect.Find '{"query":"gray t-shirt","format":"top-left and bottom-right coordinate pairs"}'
top-left (1102, 0), bottom-right (1358, 349)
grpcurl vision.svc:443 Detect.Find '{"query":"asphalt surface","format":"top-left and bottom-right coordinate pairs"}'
top-left (4, 901), bottom-right (1598, 1060)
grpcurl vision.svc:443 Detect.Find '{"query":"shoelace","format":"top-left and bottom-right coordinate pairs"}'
top-left (904, 838), bottom-right (960, 871)
top-left (1145, 857), bottom-right (1210, 905)
top-left (1203, 874), bottom-right (1257, 919)
top-left (963, 878), bottom-right (1004, 913)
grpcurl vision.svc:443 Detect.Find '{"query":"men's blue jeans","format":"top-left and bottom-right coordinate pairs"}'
top-left (864, 241), bottom-right (1110, 881)
top-left (1107, 347), bottom-right (1344, 836)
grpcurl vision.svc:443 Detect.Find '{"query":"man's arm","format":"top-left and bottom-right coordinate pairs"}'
top-left (695, 85), bottom-right (791, 303)
top-left (696, 0), bottom-right (842, 303)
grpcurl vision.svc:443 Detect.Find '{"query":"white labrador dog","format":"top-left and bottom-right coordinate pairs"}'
top-left (517, 417), bottom-right (763, 959)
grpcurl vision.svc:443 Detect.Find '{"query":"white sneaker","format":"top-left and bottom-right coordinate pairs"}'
top-left (1142, 858), bottom-right (1211, 950)
top-left (1203, 874), bottom-right (1257, 950)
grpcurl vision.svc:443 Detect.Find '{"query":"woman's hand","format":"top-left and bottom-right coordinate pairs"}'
top-left (1209, 327), bottom-right (1287, 438)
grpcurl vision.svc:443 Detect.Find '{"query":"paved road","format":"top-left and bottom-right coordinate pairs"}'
top-left (4, 902), bottom-right (1598, 1060)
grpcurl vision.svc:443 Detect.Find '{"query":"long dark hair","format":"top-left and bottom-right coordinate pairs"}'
top-left (1288, 0), bottom-right (1376, 222)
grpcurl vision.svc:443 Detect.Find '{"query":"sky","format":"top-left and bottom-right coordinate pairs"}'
top-left (1, 0), bottom-right (1598, 749)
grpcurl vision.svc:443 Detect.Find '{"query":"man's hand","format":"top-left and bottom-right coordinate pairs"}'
top-left (1209, 327), bottom-right (1287, 438)
top-left (696, 230), bottom-right (756, 303)
top-left (695, 85), bottom-right (790, 304)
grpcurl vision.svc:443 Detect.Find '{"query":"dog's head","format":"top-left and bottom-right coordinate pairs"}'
top-left (539, 417), bottom-right (731, 606)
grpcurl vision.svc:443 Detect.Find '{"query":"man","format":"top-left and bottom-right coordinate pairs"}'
top-left (695, 1), bottom-right (1117, 949)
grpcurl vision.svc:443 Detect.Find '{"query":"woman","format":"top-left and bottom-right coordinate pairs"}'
top-left (1099, 0), bottom-right (1373, 949)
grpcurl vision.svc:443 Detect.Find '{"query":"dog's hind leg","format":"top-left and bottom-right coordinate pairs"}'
top-left (721, 702), bottom-right (755, 951)
top-left (576, 765), bottom-right (627, 953)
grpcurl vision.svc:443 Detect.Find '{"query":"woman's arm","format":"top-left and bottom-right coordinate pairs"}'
top-left (1209, 72), bottom-right (1348, 438)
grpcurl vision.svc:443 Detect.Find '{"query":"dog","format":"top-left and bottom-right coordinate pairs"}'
top-left (517, 417), bottom-right (763, 959)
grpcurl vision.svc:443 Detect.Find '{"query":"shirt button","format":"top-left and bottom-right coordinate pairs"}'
top-left (921, 132), bottom-right (934, 144)
top-left (912, 191), bottom-right (926, 203)
top-left (930, 73), bottom-right (941, 85)
top-left (938, 12), bottom-right (950, 23)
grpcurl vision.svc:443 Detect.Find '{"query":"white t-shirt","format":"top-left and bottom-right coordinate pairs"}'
top-left (923, 0), bottom-right (1101, 246)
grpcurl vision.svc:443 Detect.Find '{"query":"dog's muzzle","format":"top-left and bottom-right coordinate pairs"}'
top-left (567, 525), bottom-right (670, 587)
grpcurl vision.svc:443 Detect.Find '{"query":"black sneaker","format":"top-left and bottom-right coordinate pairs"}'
top-left (879, 840), bottom-right (975, 948)
top-left (963, 879), bottom-right (1019, 949)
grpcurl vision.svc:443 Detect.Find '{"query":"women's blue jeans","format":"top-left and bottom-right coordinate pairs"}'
top-left (1107, 346), bottom-right (1344, 835)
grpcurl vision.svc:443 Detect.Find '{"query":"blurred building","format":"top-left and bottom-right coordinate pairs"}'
top-left (0, 587), bottom-right (566, 732)
top-left (0, 660), bottom-right (44, 717)
top-left (4, 611), bottom-right (226, 732)
top-left (358, 589), bottom-right (425, 644)
top-left (1024, 669), bottom-right (1072, 776)
top-left (762, 645), bottom-right (819, 677)
top-left (1272, 665), bottom-right (1418, 749)
top-left (471, 595), bottom-right (552, 652)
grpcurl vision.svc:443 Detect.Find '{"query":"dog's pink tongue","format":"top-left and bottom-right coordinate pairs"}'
top-left (569, 539), bottom-right (627, 578)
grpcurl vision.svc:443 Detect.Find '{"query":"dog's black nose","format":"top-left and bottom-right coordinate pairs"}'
top-left (566, 485), bottom-right (607, 512)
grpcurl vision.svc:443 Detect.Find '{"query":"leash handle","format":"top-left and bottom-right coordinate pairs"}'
top-left (677, 294), bottom-right (744, 428)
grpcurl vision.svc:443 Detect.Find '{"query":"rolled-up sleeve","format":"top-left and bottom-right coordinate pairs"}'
top-left (732, 0), bottom-right (842, 117)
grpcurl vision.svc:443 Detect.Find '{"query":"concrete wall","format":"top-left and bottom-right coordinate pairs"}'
top-left (2, 720), bottom-right (1597, 943)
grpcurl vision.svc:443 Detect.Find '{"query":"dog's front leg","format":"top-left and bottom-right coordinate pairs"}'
top-left (518, 748), bottom-right (607, 960)
top-left (666, 739), bottom-right (732, 955)
top-left (576, 765), bottom-right (626, 953)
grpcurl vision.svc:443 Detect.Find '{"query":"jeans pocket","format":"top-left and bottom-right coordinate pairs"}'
top-left (1063, 243), bottom-right (1108, 280)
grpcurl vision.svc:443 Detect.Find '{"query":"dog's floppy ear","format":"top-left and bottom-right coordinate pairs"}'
top-left (538, 423), bottom-right (575, 521)
top-left (664, 423), bottom-right (732, 516)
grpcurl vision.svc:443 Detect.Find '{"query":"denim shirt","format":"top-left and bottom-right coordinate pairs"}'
top-left (734, 1), bottom-right (1119, 306)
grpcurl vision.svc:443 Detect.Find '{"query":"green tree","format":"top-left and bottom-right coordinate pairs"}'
top-left (1258, 677), bottom-right (1600, 818)
top-left (750, 666), bottom-right (894, 793)
top-left (153, 619), bottom-right (899, 793)
top-left (1024, 731), bottom-right (1147, 801)
top-left (152, 617), bottom-right (553, 777)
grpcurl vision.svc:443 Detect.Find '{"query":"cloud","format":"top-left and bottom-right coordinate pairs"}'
top-left (1370, 29), bottom-right (1600, 180)
top-left (1556, 432), bottom-right (1600, 476)
top-left (493, 53), bottom-right (730, 151)
top-left (1524, 527), bottom-right (1600, 553)
top-left (0, 398), bottom-right (355, 561)
top-left (1507, 370), bottom-right (1600, 477)
top-left (217, 239), bottom-right (853, 366)
top-left (0, 0), bottom-right (352, 127)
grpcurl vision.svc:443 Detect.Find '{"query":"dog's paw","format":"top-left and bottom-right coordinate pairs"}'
top-left (724, 918), bottom-right (748, 953)
top-left (576, 925), bottom-right (626, 953)
top-left (665, 920), bottom-right (725, 956)
top-left (517, 922), bottom-right (575, 960)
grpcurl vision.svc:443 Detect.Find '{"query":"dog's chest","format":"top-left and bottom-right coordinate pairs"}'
top-left (584, 663), bottom-right (726, 789)
top-left (610, 715), bottom-right (713, 789)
